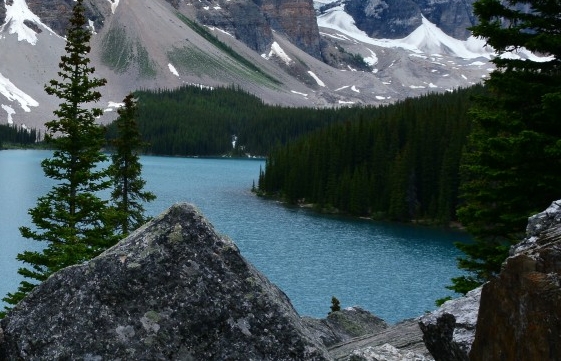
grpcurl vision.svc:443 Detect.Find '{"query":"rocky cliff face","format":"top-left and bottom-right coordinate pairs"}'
top-left (343, 0), bottom-right (476, 40)
top-left (0, 203), bottom-right (330, 360)
top-left (260, 0), bottom-right (322, 58)
top-left (469, 200), bottom-right (561, 360)
top-left (190, 0), bottom-right (321, 58)
top-left (0, 1), bottom-right (6, 27)
top-left (193, 0), bottom-right (273, 54)
top-left (26, 0), bottom-right (112, 37)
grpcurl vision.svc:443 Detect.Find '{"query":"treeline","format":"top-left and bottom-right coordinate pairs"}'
top-left (258, 85), bottom-right (485, 224)
top-left (108, 85), bottom-right (367, 156)
top-left (0, 124), bottom-right (40, 147)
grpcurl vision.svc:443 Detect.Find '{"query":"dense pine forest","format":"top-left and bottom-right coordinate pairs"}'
top-left (0, 124), bottom-right (39, 148)
top-left (258, 86), bottom-right (485, 224)
top-left (109, 85), bottom-right (370, 156)
top-left (109, 84), bottom-right (484, 224)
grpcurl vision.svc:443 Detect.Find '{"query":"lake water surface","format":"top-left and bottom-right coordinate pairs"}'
top-left (0, 150), bottom-right (470, 323)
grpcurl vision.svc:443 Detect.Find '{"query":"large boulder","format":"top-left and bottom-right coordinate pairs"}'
top-left (0, 203), bottom-right (330, 360)
top-left (469, 200), bottom-right (561, 360)
top-left (418, 287), bottom-right (481, 361)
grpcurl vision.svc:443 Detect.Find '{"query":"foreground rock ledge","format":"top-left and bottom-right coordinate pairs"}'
top-left (0, 203), bottom-right (330, 360)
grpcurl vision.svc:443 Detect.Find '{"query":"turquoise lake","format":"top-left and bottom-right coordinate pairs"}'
top-left (0, 150), bottom-right (470, 323)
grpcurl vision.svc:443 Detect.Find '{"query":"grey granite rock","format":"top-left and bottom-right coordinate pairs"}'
top-left (470, 200), bottom-right (561, 360)
top-left (418, 287), bottom-right (480, 361)
top-left (0, 203), bottom-right (330, 360)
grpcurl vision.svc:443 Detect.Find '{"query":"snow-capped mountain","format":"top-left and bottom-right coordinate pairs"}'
top-left (0, 0), bottom-right (546, 130)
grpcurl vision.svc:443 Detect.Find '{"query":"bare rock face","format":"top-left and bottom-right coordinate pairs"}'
top-left (469, 200), bottom-right (561, 360)
top-left (25, 0), bottom-right (111, 37)
top-left (418, 287), bottom-right (481, 361)
top-left (260, 0), bottom-right (322, 59)
top-left (0, 1), bottom-right (6, 27)
top-left (193, 0), bottom-right (273, 54)
top-left (194, 0), bottom-right (321, 59)
top-left (0, 203), bottom-right (330, 360)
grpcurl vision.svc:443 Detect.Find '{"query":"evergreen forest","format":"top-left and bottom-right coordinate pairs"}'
top-left (0, 124), bottom-right (39, 148)
top-left (258, 86), bottom-right (485, 224)
top-left (108, 85), bottom-right (371, 156)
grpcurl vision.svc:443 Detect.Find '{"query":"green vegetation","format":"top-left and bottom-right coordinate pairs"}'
top-left (450, 0), bottom-right (561, 294)
top-left (100, 26), bottom-right (133, 73)
top-left (258, 86), bottom-right (482, 224)
top-left (100, 27), bottom-right (156, 78)
top-left (108, 93), bottom-right (156, 236)
top-left (329, 296), bottom-right (341, 315)
top-left (3, 0), bottom-right (119, 314)
top-left (0, 124), bottom-right (40, 148)
top-left (111, 85), bottom-right (365, 156)
top-left (174, 12), bottom-right (280, 86)
top-left (136, 41), bottom-right (157, 78)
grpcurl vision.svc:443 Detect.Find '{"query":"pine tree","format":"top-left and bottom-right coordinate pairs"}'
top-left (3, 0), bottom-right (115, 311)
top-left (109, 93), bottom-right (156, 236)
top-left (451, 0), bottom-right (561, 293)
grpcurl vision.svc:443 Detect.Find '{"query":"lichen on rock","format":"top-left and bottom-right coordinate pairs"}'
top-left (0, 203), bottom-right (330, 360)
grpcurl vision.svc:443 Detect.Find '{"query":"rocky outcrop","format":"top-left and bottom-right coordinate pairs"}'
top-left (343, 0), bottom-right (476, 40)
top-left (303, 307), bottom-right (388, 347)
top-left (192, 0), bottom-right (273, 54)
top-left (329, 319), bottom-right (434, 360)
top-left (469, 200), bottom-right (561, 360)
top-left (193, 0), bottom-right (321, 59)
top-left (26, 0), bottom-right (112, 37)
top-left (0, 203), bottom-right (330, 360)
top-left (418, 287), bottom-right (480, 361)
top-left (260, 0), bottom-right (322, 59)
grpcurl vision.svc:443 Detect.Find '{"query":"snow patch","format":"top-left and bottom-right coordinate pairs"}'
top-left (335, 85), bottom-right (349, 91)
top-left (104, 101), bottom-right (125, 112)
top-left (318, 7), bottom-right (494, 59)
top-left (0, 0), bottom-right (59, 45)
top-left (0, 72), bottom-right (39, 112)
top-left (307, 71), bottom-right (325, 87)
top-left (410, 85), bottom-right (426, 89)
top-left (461, 74), bottom-right (467, 80)
top-left (429, 83), bottom-right (438, 88)
top-left (88, 20), bottom-right (96, 34)
top-left (291, 90), bottom-right (308, 97)
top-left (375, 96), bottom-right (386, 100)
top-left (338, 100), bottom-right (355, 104)
top-left (168, 63), bottom-right (179, 77)
top-left (351, 85), bottom-right (359, 93)
top-left (262, 42), bottom-right (292, 66)
top-left (108, 0), bottom-right (120, 14)
top-left (363, 49), bottom-right (378, 66)
top-left (206, 26), bottom-right (234, 37)
top-left (2, 104), bottom-right (16, 124)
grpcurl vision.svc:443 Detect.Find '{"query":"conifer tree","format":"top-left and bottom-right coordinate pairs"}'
top-left (109, 93), bottom-right (156, 236)
top-left (451, 0), bottom-right (561, 293)
top-left (3, 0), bottom-right (115, 310)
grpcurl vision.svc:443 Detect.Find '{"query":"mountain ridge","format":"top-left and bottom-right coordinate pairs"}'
top-left (0, 0), bottom-right (543, 131)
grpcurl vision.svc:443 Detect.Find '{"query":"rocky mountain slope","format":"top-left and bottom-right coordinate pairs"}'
top-left (0, 0), bottom-right (545, 131)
